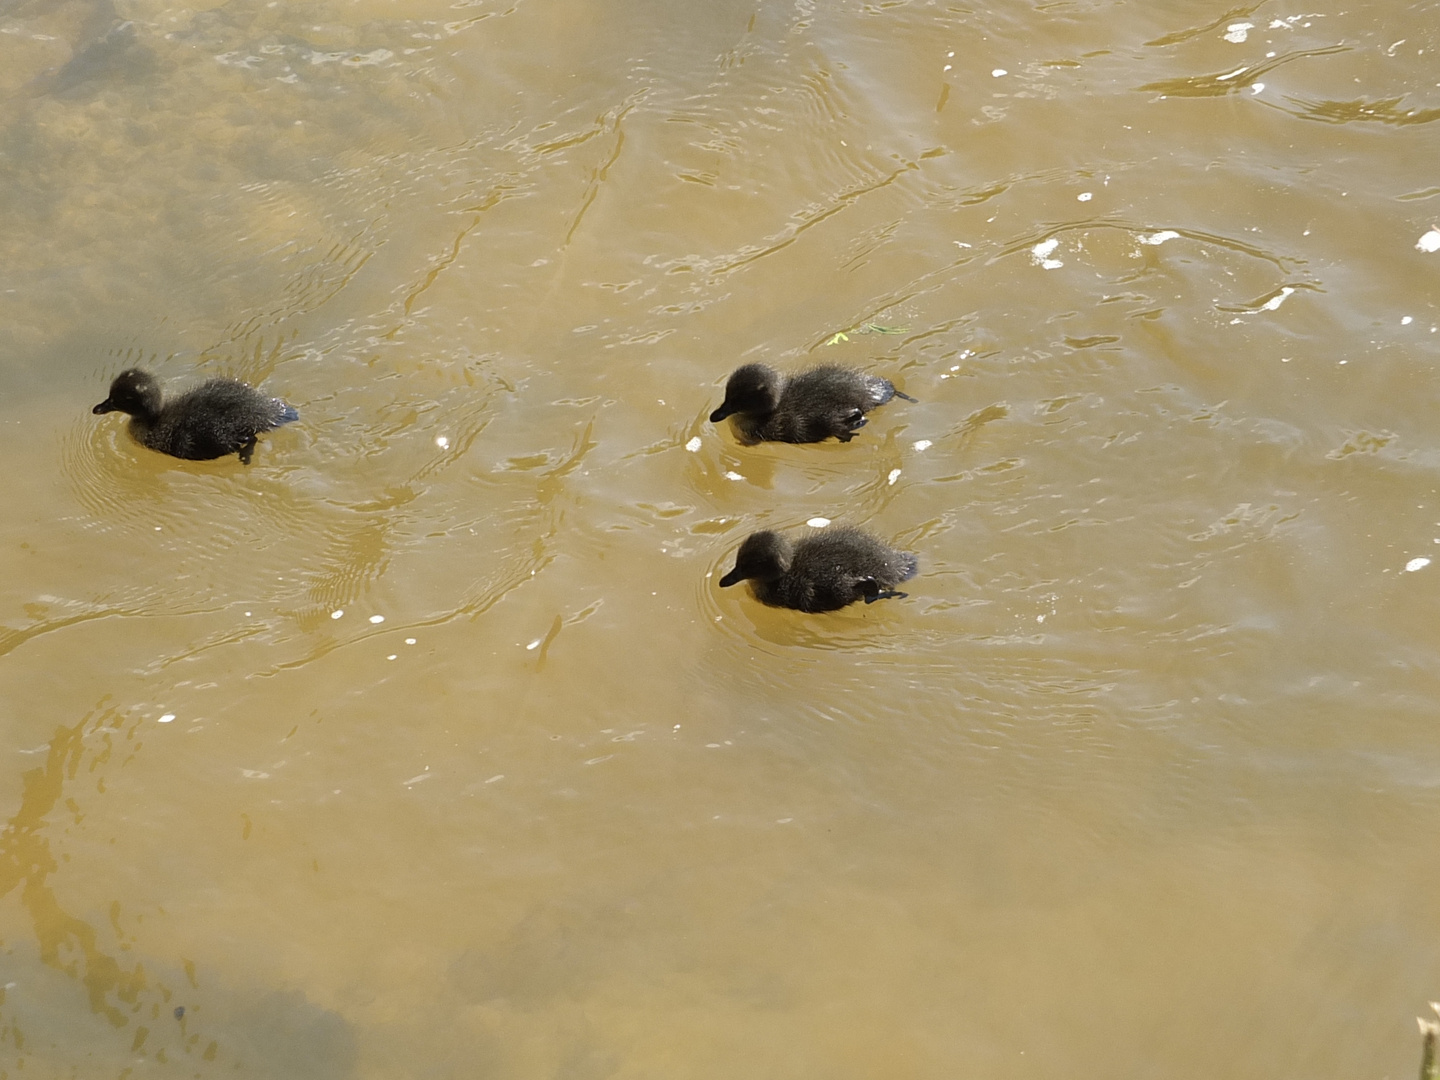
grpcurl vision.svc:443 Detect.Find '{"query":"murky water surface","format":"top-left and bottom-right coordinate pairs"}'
top-left (2, 0), bottom-right (1439, 1075)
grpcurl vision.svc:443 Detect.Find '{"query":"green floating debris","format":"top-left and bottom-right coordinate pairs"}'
top-left (826, 324), bottom-right (909, 345)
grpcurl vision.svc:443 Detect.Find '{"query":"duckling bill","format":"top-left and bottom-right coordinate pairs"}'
top-left (709, 362), bottom-right (915, 445)
top-left (93, 368), bottom-right (299, 464)
top-left (719, 526), bottom-right (918, 612)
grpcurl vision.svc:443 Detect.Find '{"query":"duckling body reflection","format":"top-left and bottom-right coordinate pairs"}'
top-left (709, 363), bottom-right (914, 444)
top-left (719, 527), bottom-right (918, 612)
top-left (93, 368), bottom-right (299, 464)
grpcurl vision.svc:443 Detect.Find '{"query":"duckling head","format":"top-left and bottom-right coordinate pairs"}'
top-left (710, 363), bottom-right (781, 423)
top-left (719, 530), bottom-right (792, 588)
top-left (93, 368), bottom-right (162, 419)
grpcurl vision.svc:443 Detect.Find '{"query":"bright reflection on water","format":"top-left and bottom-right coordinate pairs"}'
top-left (2, 0), bottom-right (1440, 1075)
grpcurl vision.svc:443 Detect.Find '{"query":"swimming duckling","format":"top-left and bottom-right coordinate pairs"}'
top-left (709, 363), bottom-right (915, 445)
top-left (719, 526), bottom-right (918, 612)
top-left (92, 368), bottom-right (299, 464)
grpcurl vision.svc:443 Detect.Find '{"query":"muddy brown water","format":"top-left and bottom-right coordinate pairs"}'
top-left (1, 0), bottom-right (1439, 1076)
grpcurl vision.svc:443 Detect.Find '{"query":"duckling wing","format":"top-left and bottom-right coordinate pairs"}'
top-left (763, 573), bottom-right (851, 613)
top-left (142, 415), bottom-right (231, 460)
top-left (148, 410), bottom-right (253, 460)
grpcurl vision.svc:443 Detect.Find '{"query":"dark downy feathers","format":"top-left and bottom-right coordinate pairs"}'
top-left (93, 368), bottom-right (299, 464)
top-left (718, 526), bottom-right (918, 612)
top-left (709, 363), bottom-right (915, 444)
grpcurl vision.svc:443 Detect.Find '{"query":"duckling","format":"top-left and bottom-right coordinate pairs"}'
top-left (709, 362), bottom-right (915, 445)
top-left (719, 526), bottom-right (918, 612)
top-left (92, 368), bottom-right (299, 464)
